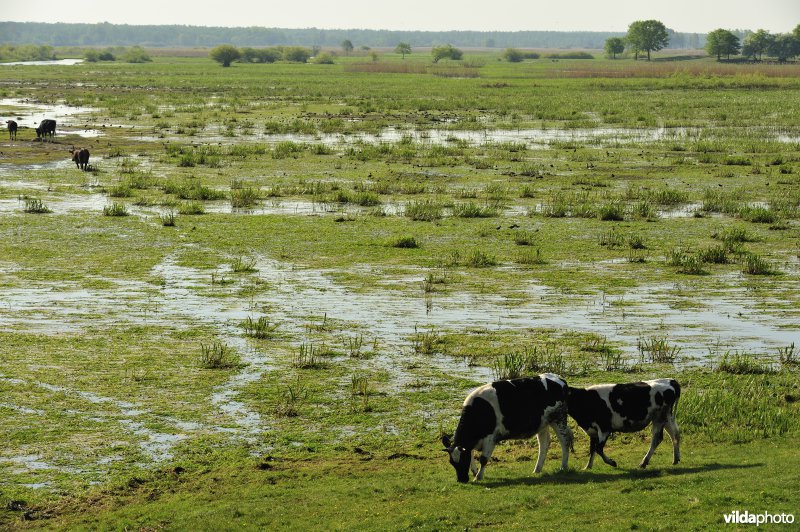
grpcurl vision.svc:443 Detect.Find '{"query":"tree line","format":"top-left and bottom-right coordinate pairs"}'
top-left (0, 21), bottom-right (705, 50)
top-left (604, 20), bottom-right (800, 62)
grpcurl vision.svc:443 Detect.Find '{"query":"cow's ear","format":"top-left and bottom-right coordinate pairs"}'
top-left (441, 434), bottom-right (452, 448)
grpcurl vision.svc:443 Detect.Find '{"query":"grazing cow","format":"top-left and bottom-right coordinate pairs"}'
top-left (71, 148), bottom-right (90, 170)
top-left (35, 119), bottom-right (56, 141)
top-left (6, 120), bottom-right (17, 140)
top-left (567, 379), bottom-right (680, 469)
top-left (442, 373), bottom-right (573, 483)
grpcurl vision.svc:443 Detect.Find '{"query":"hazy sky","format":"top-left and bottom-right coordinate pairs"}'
top-left (3, 0), bottom-right (798, 33)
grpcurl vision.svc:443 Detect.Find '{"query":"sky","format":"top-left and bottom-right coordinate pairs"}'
top-left (2, 0), bottom-right (798, 34)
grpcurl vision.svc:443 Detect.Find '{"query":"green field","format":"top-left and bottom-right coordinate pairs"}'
top-left (1, 52), bottom-right (799, 529)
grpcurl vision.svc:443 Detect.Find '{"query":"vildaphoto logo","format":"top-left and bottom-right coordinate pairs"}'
top-left (723, 510), bottom-right (795, 526)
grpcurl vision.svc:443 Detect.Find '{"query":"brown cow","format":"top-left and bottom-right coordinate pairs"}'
top-left (71, 148), bottom-right (90, 170)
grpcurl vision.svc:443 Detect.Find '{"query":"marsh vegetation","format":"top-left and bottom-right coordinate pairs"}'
top-left (0, 50), bottom-right (798, 529)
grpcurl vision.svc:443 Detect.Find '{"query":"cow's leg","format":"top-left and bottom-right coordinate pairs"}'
top-left (551, 420), bottom-right (573, 471)
top-left (640, 422), bottom-right (665, 468)
top-left (595, 432), bottom-right (617, 468)
top-left (665, 414), bottom-right (681, 465)
top-left (585, 433), bottom-right (597, 469)
top-left (534, 426), bottom-right (551, 473)
top-left (475, 439), bottom-right (496, 481)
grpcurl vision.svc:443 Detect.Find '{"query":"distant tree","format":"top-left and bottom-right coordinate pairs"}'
top-left (312, 52), bottom-right (335, 64)
top-left (767, 33), bottom-right (800, 62)
top-left (431, 44), bottom-right (462, 63)
top-left (502, 48), bottom-right (524, 62)
top-left (604, 37), bottom-right (625, 59)
top-left (395, 42), bottom-right (412, 59)
top-left (626, 20), bottom-right (669, 60)
top-left (341, 39), bottom-right (354, 55)
top-left (98, 49), bottom-right (115, 61)
top-left (121, 46), bottom-right (151, 63)
top-left (84, 50), bottom-right (100, 62)
top-left (370, 51), bottom-right (379, 62)
top-left (240, 47), bottom-right (259, 63)
top-left (705, 29), bottom-right (741, 61)
top-left (210, 44), bottom-right (240, 67)
top-left (742, 29), bottom-right (772, 60)
top-left (283, 46), bottom-right (312, 63)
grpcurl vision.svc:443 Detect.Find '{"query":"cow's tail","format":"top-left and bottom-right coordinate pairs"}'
top-left (670, 379), bottom-right (681, 416)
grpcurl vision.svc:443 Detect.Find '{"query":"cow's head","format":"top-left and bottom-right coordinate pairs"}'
top-left (441, 434), bottom-right (471, 483)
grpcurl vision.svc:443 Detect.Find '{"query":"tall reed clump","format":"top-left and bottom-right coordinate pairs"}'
top-left (242, 316), bottom-right (279, 339)
top-left (293, 343), bottom-right (325, 369)
top-left (23, 197), bottom-right (51, 213)
top-left (741, 253), bottom-right (777, 275)
top-left (638, 336), bottom-right (681, 364)
top-left (679, 373), bottom-right (796, 442)
top-left (199, 341), bottom-right (237, 369)
top-left (390, 236), bottom-right (419, 249)
top-left (275, 377), bottom-right (307, 418)
top-left (350, 373), bottom-right (372, 413)
top-left (451, 202), bottom-right (499, 218)
top-left (404, 200), bottom-right (444, 221)
top-left (103, 202), bottom-right (129, 216)
top-left (160, 210), bottom-right (176, 226)
top-left (230, 187), bottom-right (260, 208)
top-left (230, 256), bottom-right (258, 273)
top-left (412, 326), bottom-right (441, 355)
top-left (492, 345), bottom-right (567, 380)
top-left (667, 248), bottom-right (706, 275)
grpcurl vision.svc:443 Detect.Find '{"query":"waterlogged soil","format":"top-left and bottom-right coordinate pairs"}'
top-left (1, 82), bottom-right (799, 501)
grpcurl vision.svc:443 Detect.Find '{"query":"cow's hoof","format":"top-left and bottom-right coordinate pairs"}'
top-left (672, 459), bottom-right (680, 465)
top-left (609, 460), bottom-right (618, 468)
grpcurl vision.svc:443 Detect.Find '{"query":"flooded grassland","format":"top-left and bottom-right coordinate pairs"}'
top-left (1, 55), bottom-right (799, 528)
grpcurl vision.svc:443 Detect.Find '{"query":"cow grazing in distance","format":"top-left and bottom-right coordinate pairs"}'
top-left (35, 119), bottom-right (56, 141)
top-left (71, 148), bottom-right (90, 170)
top-left (6, 120), bottom-right (17, 140)
top-left (442, 373), bottom-right (573, 483)
top-left (567, 379), bottom-right (680, 470)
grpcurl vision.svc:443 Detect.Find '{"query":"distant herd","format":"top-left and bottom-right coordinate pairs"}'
top-left (443, 374), bottom-right (681, 482)
top-left (5, 118), bottom-right (90, 171)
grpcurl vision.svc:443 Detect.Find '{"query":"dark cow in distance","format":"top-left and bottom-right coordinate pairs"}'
top-left (36, 119), bottom-right (56, 141)
top-left (6, 120), bottom-right (17, 140)
top-left (442, 373), bottom-right (573, 483)
top-left (71, 148), bottom-right (90, 170)
top-left (567, 379), bottom-right (680, 469)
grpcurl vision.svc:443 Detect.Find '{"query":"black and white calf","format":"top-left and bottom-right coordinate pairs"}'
top-left (567, 379), bottom-right (680, 469)
top-left (442, 373), bottom-right (573, 483)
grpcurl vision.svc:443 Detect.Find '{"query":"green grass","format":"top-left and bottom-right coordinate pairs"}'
top-left (1, 52), bottom-right (800, 530)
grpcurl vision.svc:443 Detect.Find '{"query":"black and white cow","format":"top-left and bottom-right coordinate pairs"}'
top-left (35, 119), bottom-right (56, 141)
top-left (442, 373), bottom-right (573, 483)
top-left (567, 379), bottom-right (680, 469)
top-left (6, 120), bottom-right (17, 140)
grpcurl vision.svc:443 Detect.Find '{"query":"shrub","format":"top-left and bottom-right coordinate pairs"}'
top-left (121, 46), bottom-right (151, 63)
top-left (312, 53), bottom-right (335, 64)
top-left (503, 48), bottom-right (524, 62)
top-left (209, 44), bottom-right (240, 67)
top-left (431, 44), bottom-right (463, 63)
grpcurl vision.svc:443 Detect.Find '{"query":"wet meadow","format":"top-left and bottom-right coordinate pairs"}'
top-left (1, 52), bottom-right (799, 528)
